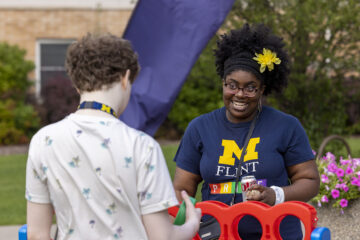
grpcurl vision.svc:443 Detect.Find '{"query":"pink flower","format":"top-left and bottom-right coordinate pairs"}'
top-left (321, 174), bottom-right (330, 183)
top-left (331, 189), bottom-right (340, 199)
top-left (343, 184), bottom-right (349, 192)
top-left (325, 185), bottom-right (330, 191)
top-left (339, 198), bottom-right (348, 208)
top-left (351, 177), bottom-right (360, 187)
top-left (353, 159), bottom-right (360, 167)
top-left (327, 163), bottom-right (338, 173)
top-left (325, 152), bottom-right (336, 162)
top-left (321, 195), bottom-right (329, 203)
top-left (345, 167), bottom-right (354, 175)
top-left (340, 159), bottom-right (351, 166)
top-left (317, 200), bottom-right (321, 207)
top-left (336, 168), bottom-right (345, 178)
top-left (335, 183), bottom-right (342, 189)
top-left (312, 149), bottom-right (317, 156)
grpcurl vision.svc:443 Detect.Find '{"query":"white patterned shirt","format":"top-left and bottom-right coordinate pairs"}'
top-left (26, 114), bottom-right (179, 240)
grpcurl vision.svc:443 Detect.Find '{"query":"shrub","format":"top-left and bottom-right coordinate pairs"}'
top-left (0, 42), bottom-right (40, 145)
top-left (0, 42), bottom-right (34, 100)
top-left (0, 99), bottom-right (40, 145)
top-left (41, 76), bottom-right (79, 124)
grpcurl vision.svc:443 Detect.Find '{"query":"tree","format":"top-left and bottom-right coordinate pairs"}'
top-left (169, 0), bottom-right (360, 150)
top-left (229, 0), bottom-right (360, 149)
top-left (167, 37), bottom-right (223, 132)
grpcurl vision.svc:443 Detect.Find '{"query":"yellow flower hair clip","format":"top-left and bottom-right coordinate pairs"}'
top-left (253, 48), bottom-right (281, 73)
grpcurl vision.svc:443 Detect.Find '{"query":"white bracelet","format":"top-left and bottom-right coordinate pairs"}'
top-left (270, 186), bottom-right (285, 205)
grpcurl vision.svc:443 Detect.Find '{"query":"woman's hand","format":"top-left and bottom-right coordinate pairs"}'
top-left (246, 184), bottom-right (276, 206)
top-left (246, 160), bottom-right (320, 206)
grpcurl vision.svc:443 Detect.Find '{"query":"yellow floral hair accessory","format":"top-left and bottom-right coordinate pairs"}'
top-left (253, 48), bottom-right (281, 73)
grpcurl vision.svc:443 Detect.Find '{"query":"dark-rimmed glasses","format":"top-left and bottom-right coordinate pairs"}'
top-left (223, 81), bottom-right (259, 97)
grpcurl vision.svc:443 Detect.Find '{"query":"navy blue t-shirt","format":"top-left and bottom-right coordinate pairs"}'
top-left (174, 106), bottom-right (314, 239)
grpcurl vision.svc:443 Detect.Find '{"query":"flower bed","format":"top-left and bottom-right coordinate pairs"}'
top-left (312, 152), bottom-right (360, 213)
top-left (311, 151), bottom-right (360, 239)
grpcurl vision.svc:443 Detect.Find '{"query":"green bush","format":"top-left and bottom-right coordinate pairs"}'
top-left (0, 99), bottom-right (40, 145)
top-left (0, 42), bottom-right (40, 145)
top-left (0, 42), bottom-right (34, 99)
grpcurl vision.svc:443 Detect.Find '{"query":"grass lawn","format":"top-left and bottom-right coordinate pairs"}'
top-left (154, 144), bottom-right (203, 202)
top-left (0, 144), bottom-right (194, 225)
top-left (0, 154), bottom-right (27, 225)
top-left (1, 136), bottom-right (359, 225)
top-left (344, 136), bottom-right (360, 158)
top-left (320, 136), bottom-right (360, 159)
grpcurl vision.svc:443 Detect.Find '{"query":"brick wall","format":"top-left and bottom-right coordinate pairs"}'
top-left (0, 9), bottom-right (132, 80)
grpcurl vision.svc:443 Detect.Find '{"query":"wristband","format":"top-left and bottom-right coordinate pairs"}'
top-left (270, 186), bottom-right (285, 205)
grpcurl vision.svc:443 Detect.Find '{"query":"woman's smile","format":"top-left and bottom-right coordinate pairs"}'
top-left (223, 70), bottom-right (264, 123)
top-left (231, 100), bottom-right (248, 112)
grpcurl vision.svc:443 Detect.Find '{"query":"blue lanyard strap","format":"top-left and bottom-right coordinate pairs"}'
top-left (78, 101), bottom-right (117, 118)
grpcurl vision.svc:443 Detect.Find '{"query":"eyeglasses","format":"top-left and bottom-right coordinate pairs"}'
top-left (223, 81), bottom-right (259, 97)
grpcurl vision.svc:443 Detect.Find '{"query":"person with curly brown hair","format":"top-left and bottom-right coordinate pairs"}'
top-left (173, 24), bottom-right (320, 239)
top-left (25, 33), bottom-right (201, 240)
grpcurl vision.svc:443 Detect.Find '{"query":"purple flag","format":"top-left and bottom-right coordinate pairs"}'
top-left (120, 0), bottom-right (235, 135)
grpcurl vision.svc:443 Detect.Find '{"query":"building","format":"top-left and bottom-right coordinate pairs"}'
top-left (0, 0), bottom-right (136, 97)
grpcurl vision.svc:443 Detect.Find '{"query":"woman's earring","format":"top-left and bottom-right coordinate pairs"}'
top-left (258, 97), bottom-right (262, 112)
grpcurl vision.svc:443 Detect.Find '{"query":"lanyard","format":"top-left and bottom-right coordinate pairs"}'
top-left (78, 101), bottom-right (117, 118)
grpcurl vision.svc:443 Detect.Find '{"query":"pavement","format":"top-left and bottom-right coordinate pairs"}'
top-left (0, 225), bottom-right (22, 240)
top-left (0, 224), bottom-right (57, 240)
top-left (0, 144), bottom-right (28, 156)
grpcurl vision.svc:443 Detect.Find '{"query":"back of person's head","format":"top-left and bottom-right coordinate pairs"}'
top-left (65, 33), bottom-right (140, 93)
top-left (214, 23), bottom-right (290, 96)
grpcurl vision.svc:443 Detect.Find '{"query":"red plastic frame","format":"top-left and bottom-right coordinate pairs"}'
top-left (168, 201), bottom-right (318, 240)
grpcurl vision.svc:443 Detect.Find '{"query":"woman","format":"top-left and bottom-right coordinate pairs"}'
top-left (173, 24), bottom-right (320, 239)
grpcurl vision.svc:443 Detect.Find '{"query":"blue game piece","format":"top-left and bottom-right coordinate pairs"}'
top-left (311, 227), bottom-right (331, 240)
top-left (18, 224), bottom-right (27, 240)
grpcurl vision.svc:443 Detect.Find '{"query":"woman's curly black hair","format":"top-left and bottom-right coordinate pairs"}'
top-left (66, 33), bottom-right (140, 93)
top-left (214, 23), bottom-right (290, 95)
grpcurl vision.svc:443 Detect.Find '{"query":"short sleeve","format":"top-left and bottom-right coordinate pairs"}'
top-left (25, 135), bottom-right (51, 204)
top-left (284, 118), bottom-right (315, 166)
top-left (173, 119), bottom-right (202, 175)
top-left (136, 139), bottom-right (179, 215)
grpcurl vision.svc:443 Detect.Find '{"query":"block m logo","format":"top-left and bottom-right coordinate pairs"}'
top-left (218, 138), bottom-right (260, 166)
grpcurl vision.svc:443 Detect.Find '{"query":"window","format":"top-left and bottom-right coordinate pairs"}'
top-left (36, 39), bottom-right (75, 97)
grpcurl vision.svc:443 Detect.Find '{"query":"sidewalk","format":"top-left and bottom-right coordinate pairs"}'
top-left (0, 225), bottom-right (57, 240)
top-left (0, 144), bottom-right (28, 156)
top-left (0, 225), bottom-right (22, 240)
